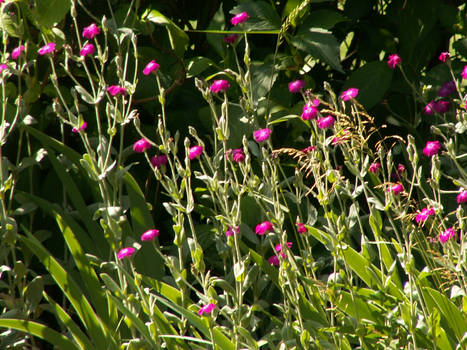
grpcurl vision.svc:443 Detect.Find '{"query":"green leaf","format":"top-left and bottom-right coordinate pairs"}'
top-left (185, 57), bottom-right (214, 78)
top-left (291, 28), bottom-right (343, 73)
top-left (303, 9), bottom-right (348, 30)
top-left (231, 1), bottom-right (281, 31)
top-left (0, 319), bottom-right (81, 350)
top-left (342, 61), bottom-right (393, 109)
top-left (247, 247), bottom-right (280, 288)
top-left (32, 0), bottom-right (72, 28)
top-left (24, 276), bottom-right (43, 312)
top-left (206, 3), bottom-right (226, 57)
top-left (143, 9), bottom-right (189, 57)
top-left (250, 61), bottom-right (278, 104)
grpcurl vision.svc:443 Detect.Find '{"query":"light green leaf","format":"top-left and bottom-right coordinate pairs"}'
top-left (32, 0), bottom-right (72, 28)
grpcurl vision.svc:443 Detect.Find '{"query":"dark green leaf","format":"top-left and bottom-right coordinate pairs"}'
top-left (231, 1), bottom-right (281, 31)
top-left (32, 0), bottom-right (72, 28)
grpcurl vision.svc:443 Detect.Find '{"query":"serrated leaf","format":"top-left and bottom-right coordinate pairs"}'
top-left (292, 28), bottom-right (343, 73)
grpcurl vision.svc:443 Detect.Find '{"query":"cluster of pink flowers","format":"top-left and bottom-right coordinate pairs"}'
top-left (439, 228), bottom-right (456, 243)
top-left (226, 148), bottom-right (245, 163)
top-left (301, 99), bottom-right (320, 120)
top-left (133, 138), bottom-right (151, 153)
top-left (415, 207), bottom-right (435, 225)
top-left (296, 222), bottom-right (307, 234)
top-left (369, 162), bottom-right (381, 174)
top-left (198, 303), bottom-right (217, 316)
top-left (423, 100), bottom-right (450, 115)
top-left (255, 221), bottom-right (273, 235)
top-left (189, 145), bottom-right (204, 160)
top-left (210, 79), bottom-right (230, 93)
top-left (151, 155), bottom-right (168, 168)
top-left (253, 128), bottom-right (272, 143)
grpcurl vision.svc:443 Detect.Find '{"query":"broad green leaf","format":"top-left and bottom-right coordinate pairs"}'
top-left (32, 0), bottom-right (72, 28)
top-left (231, 1), bottom-right (281, 31)
top-left (0, 319), bottom-right (80, 350)
top-left (304, 9), bottom-right (348, 30)
top-left (206, 3), bottom-right (226, 58)
top-left (291, 28), bottom-right (343, 73)
top-left (185, 57), bottom-right (215, 78)
top-left (0, 11), bottom-right (25, 38)
top-left (142, 9), bottom-right (189, 57)
top-left (250, 61), bottom-right (278, 104)
top-left (247, 247), bottom-right (280, 288)
top-left (342, 61), bottom-right (393, 109)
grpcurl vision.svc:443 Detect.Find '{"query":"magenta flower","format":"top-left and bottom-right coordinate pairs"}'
top-left (296, 223), bottom-right (307, 234)
top-left (275, 242), bottom-right (292, 252)
top-left (225, 226), bottom-right (239, 237)
top-left (415, 207), bottom-right (435, 224)
top-left (107, 85), bottom-right (126, 96)
top-left (80, 43), bottom-right (95, 57)
top-left (231, 148), bottom-right (245, 163)
top-left (38, 42), bottom-right (56, 55)
top-left (387, 54), bottom-right (401, 69)
top-left (210, 79), bottom-right (230, 93)
top-left (224, 34), bottom-right (238, 44)
top-left (198, 303), bottom-right (216, 316)
top-left (316, 115), bottom-right (335, 129)
top-left (301, 100), bottom-right (319, 120)
top-left (253, 128), bottom-right (272, 142)
top-left (331, 136), bottom-right (342, 145)
top-left (423, 140), bottom-right (441, 157)
top-left (117, 247), bottom-right (135, 259)
top-left (457, 190), bottom-right (467, 204)
top-left (189, 145), bottom-right (204, 160)
top-left (423, 101), bottom-right (436, 115)
top-left (341, 88), bottom-right (359, 101)
top-left (255, 221), bottom-right (273, 235)
top-left (72, 121), bottom-right (88, 133)
top-left (231, 12), bottom-right (249, 26)
top-left (462, 66), bottom-right (467, 80)
top-left (141, 229), bottom-right (159, 241)
top-left (0, 63), bottom-right (7, 73)
top-left (301, 146), bottom-right (316, 153)
top-left (268, 255), bottom-right (280, 266)
top-left (388, 183), bottom-right (403, 195)
top-left (439, 52), bottom-right (450, 63)
top-left (133, 138), bottom-right (151, 153)
top-left (288, 79), bottom-right (305, 93)
top-left (11, 45), bottom-right (25, 60)
top-left (439, 228), bottom-right (456, 243)
top-left (143, 60), bottom-right (160, 75)
top-left (151, 155), bottom-right (168, 168)
top-left (369, 162), bottom-right (381, 174)
top-left (82, 23), bottom-right (101, 39)
top-left (438, 81), bottom-right (456, 97)
top-left (433, 100), bottom-right (450, 114)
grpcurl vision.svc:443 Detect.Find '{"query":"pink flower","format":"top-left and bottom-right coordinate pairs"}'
top-left (331, 136), bottom-right (342, 145)
top-left (439, 228), bottom-right (456, 243)
top-left (275, 242), bottom-right (292, 252)
top-left (141, 229), bottom-right (159, 241)
top-left (296, 223), bottom-right (307, 234)
top-left (11, 45), bottom-right (25, 60)
top-left (433, 100), bottom-right (449, 114)
top-left (415, 207), bottom-right (435, 224)
top-left (255, 221), bottom-right (273, 235)
top-left (288, 79), bottom-right (305, 93)
top-left (133, 138), bottom-right (151, 153)
top-left (80, 43), bottom-right (95, 57)
top-left (225, 226), bottom-right (239, 237)
top-left (462, 65), bottom-right (467, 80)
top-left (72, 121), bottom-right (87, 133)
top-left (38, 42), bottom-right (56, 55)
top-left (388, 183), bottom-right (403, 195)
top-left (143, 60), bottom-right (160, 75)
top-left (439, 52), bottom-right (450, 63)
top-left (369, 162), bottom-right (381, 174)
top-left (198, 303), bottom-right (216, 316)
top-left (210, 79), bottom-right (230, 93)
top-left (423, 101), bottom-right (436, 115)
top-left (301, 99), bottom-right (320, 120)
top-left (82, 23), bottom-right (101, 39)
top-left (423, 140), bottom-right (441, 157)
top-left (151, 155), bottom-right (168, 168)
top-left (231, 12), bottom-right (249, 26)
top-left (341, 88), bottom-right (359, 101)
top-left (301, 146), bottom-right (316, 153)
top-left (387, 54), bottom-right (401, 69)
top-left (117, 247), bottom-right (135, 259)
top-left (438, 81), bottom-right (456, 97)
top-left (0, 63), bottom-right (7, 73)
top-left (224, 34), bottom-right (238, 44)
top-left (316, 115), bottom-right (335, 129)
top-left (107, 85), bottom-right (126, 96)
top-left (457, 190), bottom-right (467, 204)
top-left (268, 255), bottom-right (280, 266)
top-left (189, 145), bottom-right (204, 160)
top-left (253, 128), bottom-right (272, 142)
top-left (231, 148), bottom-right (245, 163)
